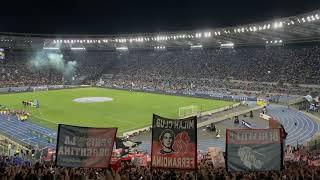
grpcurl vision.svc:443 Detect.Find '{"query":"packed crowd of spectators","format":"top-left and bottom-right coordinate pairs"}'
top-left (0, 145), bottom-right (320, 179)
top-left (0, 45), bottom-right (319, 95)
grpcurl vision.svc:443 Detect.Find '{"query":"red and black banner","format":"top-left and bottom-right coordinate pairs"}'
top-left (151, 114), bottom-right (197, 170)
top-left (55, 124), bottom-right (117, 168)
top-left (226, 128), bottom-right (283, 172)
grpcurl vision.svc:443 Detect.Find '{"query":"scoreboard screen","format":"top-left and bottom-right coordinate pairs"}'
top-left (0, 48), bottom-right (4, 60)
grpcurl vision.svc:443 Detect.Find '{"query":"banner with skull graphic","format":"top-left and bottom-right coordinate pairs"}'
top-left (226, 128), bottom-right (283, 172)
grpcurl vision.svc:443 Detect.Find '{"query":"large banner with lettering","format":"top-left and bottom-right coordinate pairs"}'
top-left (226, 128), bottom-right (283, 172)
top-left (56, 124), bottom-right (117, 167)
top-left (151, 114), bottom-right (197, 170)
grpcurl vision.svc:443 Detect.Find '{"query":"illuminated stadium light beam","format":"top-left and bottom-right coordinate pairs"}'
top-left (316, 14), bottom-right (319, 19)
top-left (71, 47), bottom-right (86, 50)
top-left (302, 18), bottom-right (306, 22)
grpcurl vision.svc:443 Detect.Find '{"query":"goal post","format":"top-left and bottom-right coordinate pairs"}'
top-left (178, 105), bottom-right (200, 118)
top-left (33, 86), bottom-right (49, 93)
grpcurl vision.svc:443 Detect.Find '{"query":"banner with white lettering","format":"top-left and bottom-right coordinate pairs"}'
top-left (226, 128), bottom-right (283, 172)
top-left (151, 114), bottom-right (197, 170)
top-left (55, 124), bottom-right (117, 167)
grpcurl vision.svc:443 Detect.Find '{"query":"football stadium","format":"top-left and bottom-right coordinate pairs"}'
top-left (0, 3), bottom-right (320, 179)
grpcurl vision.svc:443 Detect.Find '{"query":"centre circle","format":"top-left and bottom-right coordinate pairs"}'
top-left (73, 97), bottom-right (113, 103)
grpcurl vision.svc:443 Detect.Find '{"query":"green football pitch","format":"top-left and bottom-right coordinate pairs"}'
top-left (0, 88), bottom-right (234, 133)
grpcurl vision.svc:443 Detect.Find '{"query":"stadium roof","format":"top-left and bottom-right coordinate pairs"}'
top-left (0, 10), bottom-right (320, 50)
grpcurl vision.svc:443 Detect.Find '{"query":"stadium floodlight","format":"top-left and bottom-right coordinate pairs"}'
top-left (302, 18), bottom-right (306, 22)
top-left (311, 16), bottom-right (315, 21)
top-left (275, 40), bottom-right (278, 43)
top-left (279, 22), bottom-right (283, 27)
top-left (191, 44), bottom-right (203, 49)
top-left (253, 27), bottom-right (257, 31)
top-left (279, 40), bottom-right (282, 43)
top-left (221, 43), bottom-right (234, 47)
top-left (71, 47), bottom-right (86, 50)
top-left (273, 22), bottom-right (278, 29)
top-left (98, 40), bottom-right (101, 43)
top-left (116, 47), bottom-right (128, 51)
top-left (204, 32), bottom-right (211, 37)
top-left (316, 14), bottom-right (319, 19)
top-left (43, 47), bottom-right (59, 50)
top-left (307, 16), bottom-right (311, 22)
top-left (266, 41), bottom-right (268, 44)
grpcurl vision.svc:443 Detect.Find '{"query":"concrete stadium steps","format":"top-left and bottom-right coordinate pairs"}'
top-left (0, 115), bottom-right (56, 148)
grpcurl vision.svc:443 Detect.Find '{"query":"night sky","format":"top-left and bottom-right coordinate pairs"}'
top-left (1, 0), bottom-right (320, 34)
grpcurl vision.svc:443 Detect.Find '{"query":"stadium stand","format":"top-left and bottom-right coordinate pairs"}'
top-left (0, 45), bottom-right (319, 95)
top-left (0, 9), bottom-right (320, 179)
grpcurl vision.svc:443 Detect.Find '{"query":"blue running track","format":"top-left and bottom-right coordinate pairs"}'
top-left (0, 115), bottom-right (56, 148)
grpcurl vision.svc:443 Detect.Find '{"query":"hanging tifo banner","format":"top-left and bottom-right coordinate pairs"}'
top-left (55, 124), bottom-right (117, 168)
top-left (226, 128), bottom-right (283, 172)
top-left (151, 114), bottom-right (197, 170)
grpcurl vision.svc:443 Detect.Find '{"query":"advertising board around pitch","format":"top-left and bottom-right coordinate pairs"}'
top-left (226, 128), bottom-right (283, 172)
top-left (55, 124), bottom-right (117, 168)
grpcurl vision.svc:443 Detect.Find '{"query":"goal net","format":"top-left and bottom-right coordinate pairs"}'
top-left (33, 86), bottom-right (49, 93)
top-left (179, 105), bottom-right (199, 118)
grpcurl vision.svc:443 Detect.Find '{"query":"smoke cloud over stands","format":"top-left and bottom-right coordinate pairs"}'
top-left (29, 50), bottom-right (77, 80)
